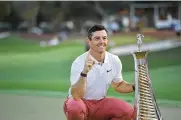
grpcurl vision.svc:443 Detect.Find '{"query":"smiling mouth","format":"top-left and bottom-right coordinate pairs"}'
top-left (98, 45), bottom-right (105, 48)
top-left (98, 44), bottom-right (106, 48)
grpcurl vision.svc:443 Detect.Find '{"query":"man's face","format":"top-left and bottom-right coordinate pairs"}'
top-left (88, 30), bottom-right (108, 54)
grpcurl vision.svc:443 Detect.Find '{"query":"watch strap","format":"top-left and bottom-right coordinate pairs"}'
top-left (80, 72), bottom-right (87, 77)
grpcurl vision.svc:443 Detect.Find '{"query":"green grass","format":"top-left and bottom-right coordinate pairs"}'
top-left (0, 35), bottom-right (181, 102)
top-left (0, 35), bottom-right (82, 53)
top-left (119, 47), bottom-right (181, 72)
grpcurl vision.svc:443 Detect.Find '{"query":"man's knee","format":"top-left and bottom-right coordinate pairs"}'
top-left (121, 107), bottom-right (134, 120)
top-left (68, 98), bottom-right (86, 111)
top-left (107, 98), bottom-right (134, 120)
top-left (123, 103), bottom-right (134, 120)
top-left (64, 98), bottom-right (87, 119)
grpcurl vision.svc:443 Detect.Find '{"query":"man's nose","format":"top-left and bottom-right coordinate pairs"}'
top-left (99, 38), bottom-right (104, 43)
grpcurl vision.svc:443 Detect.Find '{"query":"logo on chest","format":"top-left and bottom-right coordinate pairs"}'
top-left (107, 69), bottom-right (112, 73)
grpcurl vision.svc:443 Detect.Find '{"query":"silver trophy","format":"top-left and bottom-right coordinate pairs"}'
top-left (132, 33), bottom-right (163, 120)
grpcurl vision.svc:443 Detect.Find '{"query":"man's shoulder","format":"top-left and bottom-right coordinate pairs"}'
top-left (106, 51), bottom-right (119, 61)
top-left (106, 51), bottom-right (122, 67)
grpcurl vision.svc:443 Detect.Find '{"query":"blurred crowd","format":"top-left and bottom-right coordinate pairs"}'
top-left (0, 1), bottom-right (181, 45)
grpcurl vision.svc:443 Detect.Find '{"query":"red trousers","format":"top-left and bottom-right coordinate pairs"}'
top-left (63, 97), bottom-right (135, 120)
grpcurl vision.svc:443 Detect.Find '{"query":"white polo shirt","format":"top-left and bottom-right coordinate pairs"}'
top-left (68, 51), bottom-right (123, 100)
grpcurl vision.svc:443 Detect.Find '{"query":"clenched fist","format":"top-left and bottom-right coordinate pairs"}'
top-left (82, 52), bottom-right (95, 74)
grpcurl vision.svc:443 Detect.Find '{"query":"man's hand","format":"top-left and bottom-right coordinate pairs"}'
top-left (82, 51), bottom-right (95, 74)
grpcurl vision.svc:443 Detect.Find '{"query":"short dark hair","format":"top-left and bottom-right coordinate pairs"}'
top-left (87, 24), bottom-right (107, 40)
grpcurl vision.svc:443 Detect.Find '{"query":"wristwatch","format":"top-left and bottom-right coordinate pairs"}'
top-left (80, 72), bottom-right (87, 77)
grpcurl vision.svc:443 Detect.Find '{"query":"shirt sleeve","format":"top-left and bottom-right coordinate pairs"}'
top-left (112, 56), bottom-right (123, 83)
top-left (70, 61), bottom-right (83, 86)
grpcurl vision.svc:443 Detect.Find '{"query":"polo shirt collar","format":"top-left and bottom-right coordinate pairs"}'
top-left (88, 51), bottom-right (109, 64)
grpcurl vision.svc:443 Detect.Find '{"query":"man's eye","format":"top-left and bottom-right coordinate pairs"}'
top-left (103, 37), bottom-right (107, 40)
top-left (95, 38), bottom-right (99, 40)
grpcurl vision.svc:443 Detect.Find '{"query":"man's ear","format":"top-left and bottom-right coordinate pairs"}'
top-left (87, 38), bottom-right (91, 45)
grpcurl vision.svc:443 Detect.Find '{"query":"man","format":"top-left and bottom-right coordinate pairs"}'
top-left (63, 24), bottom-right (135, 120)
top-left (174, 22), bottom-right (181, 38)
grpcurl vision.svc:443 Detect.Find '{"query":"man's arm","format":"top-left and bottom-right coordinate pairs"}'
top-left (111, 80), bottom-right (135, 93)
top-left (71, 74), bottom-right (87, 100)
top-left (71, 52), bottom-right (95, 100)
top-left (111, 56), bottom-right (135, 93)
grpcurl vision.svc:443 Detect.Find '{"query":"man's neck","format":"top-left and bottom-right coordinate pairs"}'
top-left (90, 49), bottom-right (105, 62)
